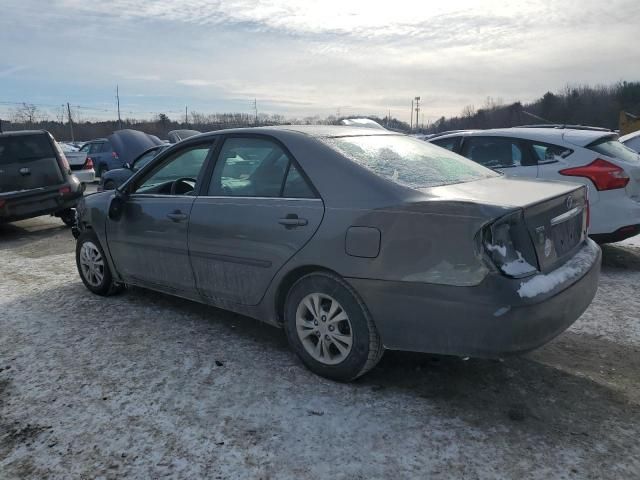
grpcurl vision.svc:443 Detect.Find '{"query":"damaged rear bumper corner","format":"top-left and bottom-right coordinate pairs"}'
top-left (347, 241), bottom-right (601, 358)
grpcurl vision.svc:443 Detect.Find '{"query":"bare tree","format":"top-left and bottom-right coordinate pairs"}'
top-left (11, 103), bottom-right (40, 125)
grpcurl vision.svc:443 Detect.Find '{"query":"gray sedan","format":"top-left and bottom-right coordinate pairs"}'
top-left (73, 126), bottom-right (601, 381)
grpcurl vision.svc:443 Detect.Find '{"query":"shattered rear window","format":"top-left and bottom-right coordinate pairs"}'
top-left (323, 135), bottom-right (498, 189)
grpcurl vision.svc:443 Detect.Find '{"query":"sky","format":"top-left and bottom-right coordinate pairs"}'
top-left (1, 0), bottom-right (639, 123)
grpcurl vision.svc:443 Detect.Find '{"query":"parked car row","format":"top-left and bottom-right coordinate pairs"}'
top-left (428, 126), bottom-right (640, 243)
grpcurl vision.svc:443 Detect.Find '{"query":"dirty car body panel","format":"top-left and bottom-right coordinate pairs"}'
top-left (75, 126), bottom-right (600, 357)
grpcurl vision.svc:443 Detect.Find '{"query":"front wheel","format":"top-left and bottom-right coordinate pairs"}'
top-left (284, 272), bottom-right (384, 381)
top-left (75, 230), bottom-right (123, 296)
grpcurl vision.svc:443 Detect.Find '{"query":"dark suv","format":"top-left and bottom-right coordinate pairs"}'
top-left (0, 130), bottom-right (84, 225)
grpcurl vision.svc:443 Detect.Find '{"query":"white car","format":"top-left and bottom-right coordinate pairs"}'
top-left (619, 130), bottom-right (640, 153)
top-left (57, 142), bottom-right (96, 184)
top-left (428, 127), bottom-right (640, 243)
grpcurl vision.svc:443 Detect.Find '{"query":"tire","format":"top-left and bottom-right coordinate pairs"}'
top-left (75, 230), bottom-right (123, 296)
top-left (103, 180), bottom-right (116, 191)
top-left (59, 208), bottom-right (76, 227)
top-left (284, 271), bottom-right (384, 381)
top-left (96, 164), bottom-right (108, 179)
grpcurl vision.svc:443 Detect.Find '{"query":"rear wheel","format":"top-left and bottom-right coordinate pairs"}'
top-left (284, 272), bottom-right (384, 381)
top-left (76, 230), bottom-right (123, 296)
top-left (58, 208), bottom-right (76, 227)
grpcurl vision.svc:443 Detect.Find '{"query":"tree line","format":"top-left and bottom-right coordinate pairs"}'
top-left (429, 81), bottom-right (640, 133)
top-left (2, 81), bottom-right (638, 141)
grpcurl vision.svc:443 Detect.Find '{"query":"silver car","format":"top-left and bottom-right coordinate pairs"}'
top-left (73, 126), bottom-right (601, 381)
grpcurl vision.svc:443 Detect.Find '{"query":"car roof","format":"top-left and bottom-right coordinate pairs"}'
top-left (194, 125), bottom-right (399, 139)
top-left (0, 129), bottom-right (49, 137)
top-left (430, 127), bottom-right (615, 147)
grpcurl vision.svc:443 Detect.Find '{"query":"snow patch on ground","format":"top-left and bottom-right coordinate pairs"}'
top-left (618, 233), bottom-right (640, 248)
top-left (517, 240), bottom-right (599, 299)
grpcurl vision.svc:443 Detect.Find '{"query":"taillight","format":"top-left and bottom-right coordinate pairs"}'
top-left (560, 159), bottom-right (630, 191)
top-left (59, 186), bottom-right (71, 196)
top-left (112, 151), bottom-right (119, 160)
top-left (0, 199), bottom-right (5, 208)
top-left (84, 157), bottom-right (94, 170)
top-left (482, 211), bottom-right (538, 278)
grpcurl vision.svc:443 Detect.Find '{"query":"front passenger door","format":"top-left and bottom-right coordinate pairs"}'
top-left (106, 142), bottom-right (213, 294)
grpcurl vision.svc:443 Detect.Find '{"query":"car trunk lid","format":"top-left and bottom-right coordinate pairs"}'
top-left (423, 176), bottom-right (587, 273)
top-left (0, 133), bottom-right (65, 195)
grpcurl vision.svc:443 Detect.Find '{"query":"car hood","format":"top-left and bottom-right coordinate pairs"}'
top-left (108, 129), bottom-right (164, 165)
top-left (421, 176), bottom-right (581, 209)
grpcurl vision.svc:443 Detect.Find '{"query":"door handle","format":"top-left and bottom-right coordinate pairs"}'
top-left (166, 211), bottom-right (188, 222)
top-left (278, 214), bottom-right (308, 228)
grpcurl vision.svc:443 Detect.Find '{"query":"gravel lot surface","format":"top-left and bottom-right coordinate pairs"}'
top-left (1, 211), bottom-right (639, 479)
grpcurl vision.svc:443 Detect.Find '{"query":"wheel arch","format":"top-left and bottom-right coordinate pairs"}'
top-left (274, 265), bottom-right (339, 326)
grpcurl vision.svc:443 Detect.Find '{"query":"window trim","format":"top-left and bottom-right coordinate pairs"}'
top-left (199, 133), bottom-right (321, 200)
top-left (431, 136), bottom-right (462, 153)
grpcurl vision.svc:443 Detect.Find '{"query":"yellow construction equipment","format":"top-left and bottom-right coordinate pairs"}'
top-left (620, 111), bottom-right (640, 135)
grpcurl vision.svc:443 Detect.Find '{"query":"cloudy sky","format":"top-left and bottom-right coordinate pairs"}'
top-left (1, 0), bottom-right (638, 123)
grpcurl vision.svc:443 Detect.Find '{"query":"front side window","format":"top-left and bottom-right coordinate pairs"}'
top-left (323, 134), bottom-right (497, 189)
top-left (79, 144), bottom-right (90, 153)
top-left (208, 137), bottom-right (313, 198)
top-left (135, 144), bottom-right (211, 195)
top-left (463, 137), bottom-right (531, 169)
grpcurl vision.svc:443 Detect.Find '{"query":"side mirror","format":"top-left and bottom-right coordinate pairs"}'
top-left (108, 191), bottom-right (126, 221)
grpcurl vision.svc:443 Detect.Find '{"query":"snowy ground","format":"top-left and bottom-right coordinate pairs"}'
top-left (1, 217), bottom-right (639, 479)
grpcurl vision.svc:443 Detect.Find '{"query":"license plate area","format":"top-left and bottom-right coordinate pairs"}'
top-left (551, 210), bottom-right (583, 257)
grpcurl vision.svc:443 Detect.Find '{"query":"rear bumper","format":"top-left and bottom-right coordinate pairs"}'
top-left (591, 224), bottom-right (640, 244)
top-left (0, 182), bottom-right (84, 223)
top-left (71, 170), bottom-right (96, 184)
top-left (348, 240), bottom-right (601, 357)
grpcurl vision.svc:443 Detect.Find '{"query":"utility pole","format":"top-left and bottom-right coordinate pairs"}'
top-left (185, 105), bottom-right (188, 126)
top-left (414, 96), bottom-right (421, 132)
top-left (410, 100), bottom-right (414, 130)
top-left (67, 102), bottom-right (75, 143)
top-left (253, 98), bottom-right (258, 125)
top-left (116, 85), bottom-right (122, 130)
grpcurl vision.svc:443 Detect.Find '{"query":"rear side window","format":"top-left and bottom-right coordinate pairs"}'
top-left (463, 137), bottom-right (534, 168)
top-left (530, 142), bottom-right (573, 163)
top-left (431, 136), bottom-right (461, 152)
top-left (88, 143), bottom-right (103, 154)
top-left (209, 137), bottom-right (315, 198)
top-left (588, 138), bottom-right (640, 163)
top-left (323, 135), bottom-right (497, 189)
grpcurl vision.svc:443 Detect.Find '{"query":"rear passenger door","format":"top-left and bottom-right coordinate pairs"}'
top-left (188, 135), bottom-right (324, 306)
top-left (461, 136), bottom-right (537, 178)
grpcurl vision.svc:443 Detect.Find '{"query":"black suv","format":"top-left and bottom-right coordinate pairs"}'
top-left (0, 130), bottom-right (84, 225)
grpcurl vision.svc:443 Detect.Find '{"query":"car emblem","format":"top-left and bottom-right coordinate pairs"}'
top-left (565, 195), bottom-right (574, 210)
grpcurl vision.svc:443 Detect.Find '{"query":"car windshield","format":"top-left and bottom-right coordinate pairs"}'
top-left (588, 138), bottom-right (640, 163)
top-left (323, 135), bottom-right (498, 189)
